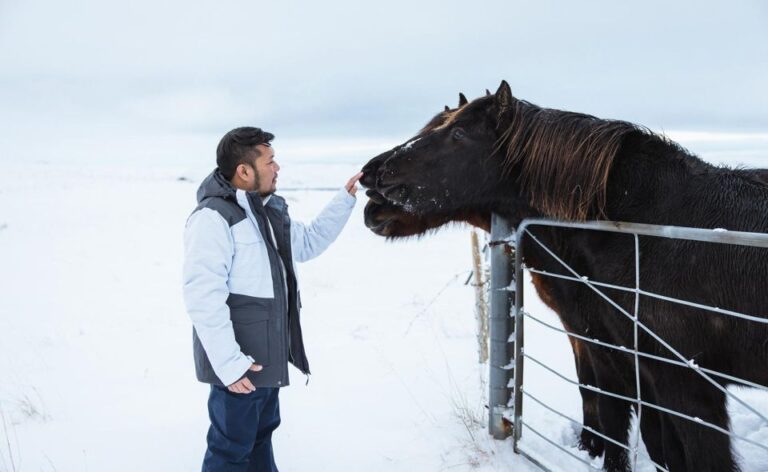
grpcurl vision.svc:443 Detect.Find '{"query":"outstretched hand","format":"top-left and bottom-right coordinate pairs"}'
top-left (227, 363), bottom-right (263, 394)
top-left (346, 172), bottom-right (364, 196)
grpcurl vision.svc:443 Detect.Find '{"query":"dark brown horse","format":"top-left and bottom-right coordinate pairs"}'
top-left (362, 94), bottom-right (615, 462)
top-left (360, 81), bottom-right (768, 472)
top-left (362, 89), bottom-right (641, 469)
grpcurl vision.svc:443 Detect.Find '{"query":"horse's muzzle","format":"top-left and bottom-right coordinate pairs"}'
top-left (360, 148), bottom-right (396, 189)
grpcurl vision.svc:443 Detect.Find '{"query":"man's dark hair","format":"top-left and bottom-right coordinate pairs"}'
top-left (216, 127), bottom-right (275, 180)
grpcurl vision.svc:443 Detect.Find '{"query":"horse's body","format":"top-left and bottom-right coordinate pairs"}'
top-left (360, 82), bottom-right (768, 471)
top-left (519, 149), bottom-right (768, 471)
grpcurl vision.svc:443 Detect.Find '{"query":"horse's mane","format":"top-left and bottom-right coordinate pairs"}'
top-left (497, 98), bottom-right (666, 221)
top-left (418, 108), bottom-right (456, 135)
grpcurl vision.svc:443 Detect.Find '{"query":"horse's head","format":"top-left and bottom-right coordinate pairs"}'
top-left (360, 82), bottom-right (522, 237)
top-left (362, 79), bottom-right (631, 234)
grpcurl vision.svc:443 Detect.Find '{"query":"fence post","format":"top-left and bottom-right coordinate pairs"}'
top-left (470, 230), bottom-right (489, 364)
top-left (513, 224), bottom-right (525, 451)
top-left (489, 213), bottom-right (515, 439)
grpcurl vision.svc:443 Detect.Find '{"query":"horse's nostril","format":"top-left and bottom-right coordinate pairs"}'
top-left (359, 171), bottom-right (376, 188)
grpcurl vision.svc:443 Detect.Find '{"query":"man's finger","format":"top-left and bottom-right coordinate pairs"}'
top-left (346, 172), bottom-right (363, 190)
top-left (346, 172), bottom-right (363, 196)
top-left (228, 380), bottom-right (247, 394)
top-left (241, 377), bottom-right (256, 392)
top-left (347, 172), bottom-right (363, 185)
top-left (249, 363), bottom-right (263, 372)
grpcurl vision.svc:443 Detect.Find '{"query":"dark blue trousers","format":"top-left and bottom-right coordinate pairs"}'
top-left (202, 386), bottom-right (280, 472)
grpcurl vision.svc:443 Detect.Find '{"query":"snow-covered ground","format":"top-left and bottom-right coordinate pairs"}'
top-left (1, 133), bottom-right (767, 471)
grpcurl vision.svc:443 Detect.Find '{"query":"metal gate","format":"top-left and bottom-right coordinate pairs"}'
top-left (487, 216), bottom-right (768, 471)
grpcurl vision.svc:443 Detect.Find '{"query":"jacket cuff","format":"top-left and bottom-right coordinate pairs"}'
top-left (336, 187), bottom-right (357, 206)
top-left (218, 354), bottom-right (254, 387)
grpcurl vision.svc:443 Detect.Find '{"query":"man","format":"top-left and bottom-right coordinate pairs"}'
top-left (183, 127), bottom-right (361, 471)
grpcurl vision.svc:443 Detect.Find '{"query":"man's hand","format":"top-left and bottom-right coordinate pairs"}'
top-left (345, 172), bottom-right (363, 196)
top-left (227, 363), bottom-right (263, 394)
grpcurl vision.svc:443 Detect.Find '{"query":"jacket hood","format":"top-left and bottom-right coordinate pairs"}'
top-left (196, 168), bottom-right (286, 211)
top-left (197, 169), bottom-right (236, 203)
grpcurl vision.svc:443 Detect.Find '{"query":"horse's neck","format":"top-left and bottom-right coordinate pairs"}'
top-left (605, 142), bottom-right (768, 230)
top-left (604, 144), bottom-right (691, 224)
top-left (510, 136), bottom-right (768, 274)
top-left (521, 143), bottom-right (718, 273)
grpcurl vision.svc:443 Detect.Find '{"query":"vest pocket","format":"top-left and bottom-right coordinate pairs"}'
top-left (230, 308), bottom-right (271, 367)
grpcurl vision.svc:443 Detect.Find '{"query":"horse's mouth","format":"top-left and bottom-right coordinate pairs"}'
top-left (365, 189), bottom-right (387, 205)
top-left (364, 191), bottom-right (410, 236)
top-left (364, 204), bottom-right (396, 236)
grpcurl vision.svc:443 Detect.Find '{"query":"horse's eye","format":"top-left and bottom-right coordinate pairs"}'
top-left (452, 128), bottom-right (466, 140)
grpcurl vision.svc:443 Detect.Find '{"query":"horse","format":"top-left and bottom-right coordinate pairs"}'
top-left (361, 90), bottom-right (655, 470)
top-left (360, 81), bottom-right (768, 472)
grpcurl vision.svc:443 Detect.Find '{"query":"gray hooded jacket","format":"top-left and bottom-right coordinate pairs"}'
top-left (183, 169), bottom-right (356, 387)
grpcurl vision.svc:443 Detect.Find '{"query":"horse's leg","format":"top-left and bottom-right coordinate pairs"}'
top-left (654, 368), bottom-right (738, 472)
top-left (590, 350), bottom-right (633, 472)
top-left (638, 405), bottom-right (666, 470)
top-left (639, 380), bottom-right (686, 471)
top-left (659, 409), bottom-right (687, 471)
top-left (570, 338), bottom-right (605, 457)
top-left (639, 410), bottom-right (688, 472)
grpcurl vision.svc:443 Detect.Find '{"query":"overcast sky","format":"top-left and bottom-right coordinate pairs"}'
top-left (1, 0), bottom-right (766, 165)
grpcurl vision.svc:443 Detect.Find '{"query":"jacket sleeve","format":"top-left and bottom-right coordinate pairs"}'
top-left (290, 188), bottom-right (356, 263)
top-left (183, 208), bottom-right (253, 386)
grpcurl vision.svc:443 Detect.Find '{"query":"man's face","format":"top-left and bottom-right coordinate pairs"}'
top-left (243, 144), bottom-right (280, 196)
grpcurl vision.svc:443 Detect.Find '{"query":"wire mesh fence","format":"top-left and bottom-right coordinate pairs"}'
top-left (487, 217), bottom-right (768, 471)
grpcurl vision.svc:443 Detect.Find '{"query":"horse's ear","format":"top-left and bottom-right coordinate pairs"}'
top-left (459, 93), bottom-right (468, 107)
top-left (485, 89), bottom-right (491, 96)
top-left (495, 80), bottom-right (512, 110)
top-left (444, 105), bottom-right (450, 112)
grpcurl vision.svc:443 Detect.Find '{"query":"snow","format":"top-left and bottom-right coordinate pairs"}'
top-left (1, 134), bottom-right (767, 471)
top-left (401, 137), bottom-right (421, 151)
top-left (0, 162), bottom-right (535, 471)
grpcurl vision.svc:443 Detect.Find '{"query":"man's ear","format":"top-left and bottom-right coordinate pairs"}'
top-left (235, 163), bottom-right (249, 180)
